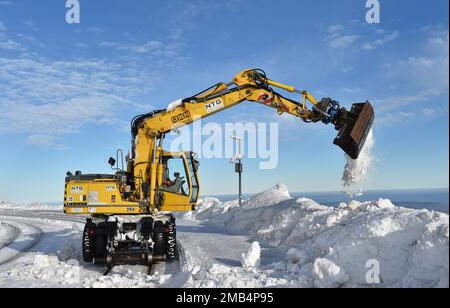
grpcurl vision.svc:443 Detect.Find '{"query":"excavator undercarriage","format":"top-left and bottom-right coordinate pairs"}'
top-left (82, 214), bottom-right (177, 274)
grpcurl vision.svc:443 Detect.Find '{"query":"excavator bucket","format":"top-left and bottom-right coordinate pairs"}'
top-left (333, 102), bottom-right (374, 160)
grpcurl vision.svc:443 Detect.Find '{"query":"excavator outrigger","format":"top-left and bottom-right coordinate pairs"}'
top-left (64, 69), bottom-right (374, 273)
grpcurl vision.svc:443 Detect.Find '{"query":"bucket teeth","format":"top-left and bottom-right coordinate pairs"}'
top-left (333, 102), bottom-right (374, 160)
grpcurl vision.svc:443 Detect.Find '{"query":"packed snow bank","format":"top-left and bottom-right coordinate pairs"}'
top-left (191, 184), bottom-right (449, 288)
top-left (184, 197), bottom-right (240, 221)
top-left (0, 218), bottom-right (172, 288)
top-left (0, 202), bottom-right (62, 211)
top-left (2, 254), bottom-right (171, 288)
top-left (243, 184), bottom-right (291, 208)
top-left (312, 258), bottom-right (349, 288)
top-left (342, 130), bottom-right (374, 197)
top-left (0, 222), bottom-right (18, 247)
top-left (185, 184), bottom-right (290, 221)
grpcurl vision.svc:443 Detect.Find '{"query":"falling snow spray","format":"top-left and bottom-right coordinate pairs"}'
top-left (342, 130), bottom-right (375, 197)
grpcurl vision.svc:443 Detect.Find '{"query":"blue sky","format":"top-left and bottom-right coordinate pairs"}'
top-left (0, 0), bottom-right (448, 202)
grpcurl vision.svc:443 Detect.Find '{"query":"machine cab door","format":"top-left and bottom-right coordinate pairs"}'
top-left (159, 152), bottom-right (199, 211)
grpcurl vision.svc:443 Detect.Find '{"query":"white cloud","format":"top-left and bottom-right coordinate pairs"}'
top-left (86, 27), bottom-right (103, 33)
top-left (379, 28), bottom-right (449, 102)
top-left (0, 56), bottom-right (158, 145)
top-left (377, 111), bottom-right (415, 125)
top-left (362, 31), bottom-right (399, 50)
top-left (2, 96), bottom-right (119, 135)
top-left (374, 93), bottom-right (434, 113)
top-left (377, 105), bottom-right (446, 126)
top-left (23, 20), bottom-right (39, 32)
top-left (74, 27), bottom-right (104, 34)
top-left (325, 23), bottom-right (400, 51)
top-left (341, 66), bottom-right (354, 73)
top-left (324, 24), bottom-right (358, 49)
top-left (343, 87), bottom-right (361, 93)
top-left (17, 33), bottom-right (36, 42)
top-left (425, 26), bottom-right (449, 57)
top-left (99, 40), bottom-right (187, 68)
top-left (27, 134), bottom-right (58, 146)
top-left (75, 43), bottom-right (88, 48)
top-left (100, 40), bottom-right (164, 54)
top-left (0, 39), bottom-right (25, 51)
top-left (0, 21), bottom-right (27, 51)
top-left (422, 108), bottom-right (438, 117)
top-left (328, 35), bottom-right (359, 48)
top-left (327, 24), bottom-right (345, 34)
top-left (373, 91), bottom-right (447, 127)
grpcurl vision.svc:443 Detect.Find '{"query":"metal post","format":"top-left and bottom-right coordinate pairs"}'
top-left (231, 136), bottom-right (243, 207)
top-left (238, 157), bottom-right (242, 207)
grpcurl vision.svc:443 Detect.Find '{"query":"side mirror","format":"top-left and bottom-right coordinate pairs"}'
top-left (108, 157), bottom-right (116, 167)
top-left (174, 172), bottom-right (180, 178)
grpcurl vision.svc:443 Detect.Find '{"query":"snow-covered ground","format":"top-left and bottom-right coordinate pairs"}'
top-left (0, 184), bottom-right (448, 288)
top-left (0, 202), bottom-right (62, 211)
top-left (0, 222), bottom-right (19, 249)
top-left (184, 184), bottom-right (449, 288)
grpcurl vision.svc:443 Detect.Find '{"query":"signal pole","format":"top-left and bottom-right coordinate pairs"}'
top-left (231, 136), bottom-right (243, 207)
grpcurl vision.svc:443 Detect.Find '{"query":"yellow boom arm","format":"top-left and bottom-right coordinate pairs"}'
top-left (131, 70), bottom-right (317, 199)
top-left (128, 69), bottom-right (374, 206)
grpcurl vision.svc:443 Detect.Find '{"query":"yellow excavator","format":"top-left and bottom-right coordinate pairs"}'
top-left (64, 69), bottom-right (374, 271)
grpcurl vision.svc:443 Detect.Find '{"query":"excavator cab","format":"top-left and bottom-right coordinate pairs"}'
top-left (159, 151), bottom-right (200, 212)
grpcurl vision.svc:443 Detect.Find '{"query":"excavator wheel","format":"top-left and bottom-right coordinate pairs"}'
top-left (93, 223), bottom-right (108, 265)
top-left (152, 220), bottom-right (166, 259)
top-left (166, 217), bottom-right (178, 262)
top-left (82, 220), bottom-right (95, 263)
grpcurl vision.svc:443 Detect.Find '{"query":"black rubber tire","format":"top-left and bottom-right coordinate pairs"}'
top-left (166, 218), bottom-right (179, 262)
top-left (153, 221), bottom-right (166, 258)
top-left (82, 224), bottom-right (95, 263)
top-left (94, 224), bottom-right (108, 265)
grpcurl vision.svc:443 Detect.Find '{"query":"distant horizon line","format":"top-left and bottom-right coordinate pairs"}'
top-left (208, 186), bottom-right (450, 197)
top-left (4, 186), bottom-right (448, 204)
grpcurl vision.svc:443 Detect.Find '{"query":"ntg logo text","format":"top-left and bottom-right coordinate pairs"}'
top-left (66, 0), bottom-right (80, 24)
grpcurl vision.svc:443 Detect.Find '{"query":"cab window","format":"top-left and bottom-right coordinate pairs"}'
top-left (162, 156), bottom-right (190, 196)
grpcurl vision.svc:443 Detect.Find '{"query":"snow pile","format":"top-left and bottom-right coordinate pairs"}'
top-left (185, 184), bottom-right (291, 221)
top-left (244, 184), bottom-right (291, 208)
top-left (192, 185), bottom-right (449, 288)
top-left (2, 254), bottom-right (171, 288)
top-left (0, 202), bottom-right (62, 212)
top-left (0, 223), bottom-right (16, 247)
top-left (186, 263), bottom-right (291, 288)
top-left (0, 222), bottom-right (7, 235)
top-left (342, 130), bottom-right (375, 197)
top-left (241, 242), bottom-right (261, 268)
top-left (0, 219), bottom-right (172, 288)
top-left (312, 258), bottom-right (349, 288)
top-left (184, 198), bottom-right (240, 221)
